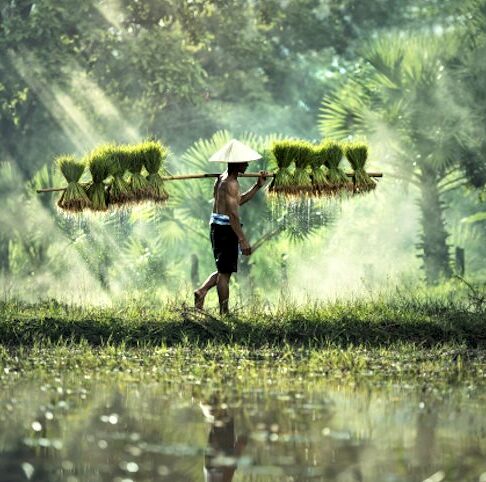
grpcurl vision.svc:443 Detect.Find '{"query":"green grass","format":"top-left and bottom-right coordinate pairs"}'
top-left (1, 297), bottom-right (485, 348)
top-left (0, 338), bottom-right (484, 387)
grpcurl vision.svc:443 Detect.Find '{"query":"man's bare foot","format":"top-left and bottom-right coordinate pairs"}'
top-left (194, 290), bottom-right (205, 310)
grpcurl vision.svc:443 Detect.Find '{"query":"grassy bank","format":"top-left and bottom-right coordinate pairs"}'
top-left (1, 296), bottom-right (485, 348)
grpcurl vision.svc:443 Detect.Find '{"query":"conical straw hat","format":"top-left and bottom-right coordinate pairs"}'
top-left (209, 139), bottom-right (262, 163)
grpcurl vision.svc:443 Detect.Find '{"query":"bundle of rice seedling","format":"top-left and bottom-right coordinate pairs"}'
top-left (268, 140), bottom-right (297, 196)
top-left (345, 141), bottom-right (376, 193)
top-left (291, 140), bottom-right (314, 196)
top-left (126, 143), bottom-right (155, 202)
top-left (320, 139), bottom-right (351, 193)
top-left (309, 146), bottom-right (331, 196)
top-left (56, 155), bottom-right (91, 212)
top-left (108, 145), bottom-right (132, 206)
top-left (85, 145), bottom-right (114, 211)
top-left (141, 140), bottom-right (169, 203)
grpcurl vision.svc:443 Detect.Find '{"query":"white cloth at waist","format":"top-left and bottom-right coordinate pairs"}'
top-left (210, 213), bottom-right (231, 225)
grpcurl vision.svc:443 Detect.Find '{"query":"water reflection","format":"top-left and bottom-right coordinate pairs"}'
top-left (0, 377), bottom-right (486, 481)
top-left (200, 397), bottom-right (247, 482)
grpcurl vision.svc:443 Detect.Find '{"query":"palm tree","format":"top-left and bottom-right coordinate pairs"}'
top-left (320, 34), bottom-right (474, 284)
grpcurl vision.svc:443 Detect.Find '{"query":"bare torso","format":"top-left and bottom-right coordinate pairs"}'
top-left (212, 173), bottom-right (240, 215)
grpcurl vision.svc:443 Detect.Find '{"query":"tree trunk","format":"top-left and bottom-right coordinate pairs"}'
top-left (0, 238), bottom-right (10, 275)
top-left (190, 254), bottom-right (199, 289)
top-left (455, 247), bottom-right (465, 277)
top-left (417, 167), bottom-right (452, 284)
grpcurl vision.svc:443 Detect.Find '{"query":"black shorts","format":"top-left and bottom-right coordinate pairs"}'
top-left (210, 224), bottom-right (239, 274)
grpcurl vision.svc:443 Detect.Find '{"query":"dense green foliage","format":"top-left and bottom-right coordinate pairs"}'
top-left (320, 26), bottom-right (486, 283)
top-left (0, 0), bottom-right (460, 176)
top-left (1, 0), bottom-right (486, 296)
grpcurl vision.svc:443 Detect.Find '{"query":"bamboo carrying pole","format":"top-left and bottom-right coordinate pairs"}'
top-left (36, 171), bottom-right (383, 193)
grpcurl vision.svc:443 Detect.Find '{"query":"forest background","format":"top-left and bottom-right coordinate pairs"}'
top-left (1, 0), bottom-right (486, 307)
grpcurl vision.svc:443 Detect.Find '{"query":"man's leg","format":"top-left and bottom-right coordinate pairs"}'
top-left (194, 271), bottom-right (218, 309)
top-left (217, 272), bottom-right (231, 315)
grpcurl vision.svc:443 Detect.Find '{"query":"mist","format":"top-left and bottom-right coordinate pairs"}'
top-left (286, 177), bottom-right (420, 302)
top-left (1, 0), bottom-right (485, 306)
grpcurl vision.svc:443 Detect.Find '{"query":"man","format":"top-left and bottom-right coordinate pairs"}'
top-left (194, 139), bottom-right (267, 315)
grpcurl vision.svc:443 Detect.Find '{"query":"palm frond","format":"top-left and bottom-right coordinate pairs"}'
top-left (319, 83), bottom-right (370, 140)
top-left (283, 199), bottom-right (337, 243)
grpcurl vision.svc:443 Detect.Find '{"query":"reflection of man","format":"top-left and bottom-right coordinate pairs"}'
top-left (194, 139), bottom-right (267, 315)
top-left (200, 402), bottom-right (247, 482)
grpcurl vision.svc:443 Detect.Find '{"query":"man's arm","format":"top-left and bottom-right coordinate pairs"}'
top-left (225, 182), bottom-right (251, 255)
top-left (239, 183), bottom-right (259, 206)
top-left (239, 171), bottom-right (267, 205)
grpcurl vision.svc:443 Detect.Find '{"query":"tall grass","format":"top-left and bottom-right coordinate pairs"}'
top-left (1, 296), bottom-right (484, 348)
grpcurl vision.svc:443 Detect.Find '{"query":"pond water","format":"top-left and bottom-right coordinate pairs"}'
top-left (1, 361), bottom-right (486, 482)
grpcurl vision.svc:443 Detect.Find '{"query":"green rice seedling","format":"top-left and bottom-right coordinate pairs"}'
top-left (269, 140), bottom-right (296, 197)
top-left (127, 143), bottom-right (155, 202)
top-left (309, 146), bottom-right (331, 196)
top-left (108, 145), bottom-right (132, 207)
top-left (291, 140), bottom-right (314, 196)
top-left (141, 140), bottom-right (169, 203)
top-left (320, 139), bottom-right (351, 194)
top-left (345, 141), bottom-right (376, 193)
top-left (56, 155), bottom-right (91, 212)
top-left (85, 145), bottom-right (114, 211)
